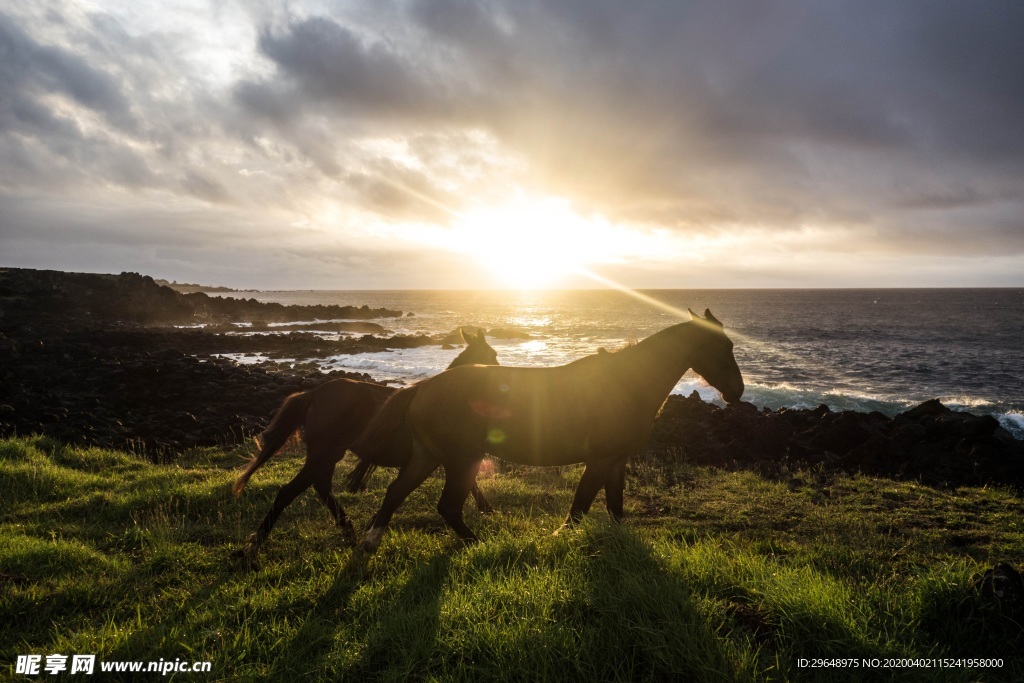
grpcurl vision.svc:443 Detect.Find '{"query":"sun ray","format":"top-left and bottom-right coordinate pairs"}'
top-left (575, 267), bottom-right (864, 388)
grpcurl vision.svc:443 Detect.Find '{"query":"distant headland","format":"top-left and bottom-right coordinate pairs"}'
top-left (0, 267), bottom-right (402, 325)
top-left (153, 278), bottom-right (238, 294)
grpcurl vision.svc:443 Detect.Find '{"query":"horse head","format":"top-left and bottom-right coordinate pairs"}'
top-left (449, 328), bottom-right (499, 368)
top-left (686, 308), bottom-right (744, 403)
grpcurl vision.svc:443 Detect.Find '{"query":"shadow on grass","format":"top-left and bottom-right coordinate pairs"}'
top-left (574, 523), bottom-right (751, 682)
top-left (105, 569), bottom-right (235, 663)
top-left (261, 545), bottom-right (454, 679)
top-left (348, 552), bottom-right (453, 679)
top-left (267, 549), bottom-right (375, 678)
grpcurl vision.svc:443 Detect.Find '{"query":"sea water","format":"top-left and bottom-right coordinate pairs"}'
top-left (222, 288), bottom-right (1024, 438)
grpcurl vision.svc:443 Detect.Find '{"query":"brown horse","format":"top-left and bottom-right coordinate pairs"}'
top-left (232, 329), bottom-right (498, 560)
top-left (348, 309), bottom-right (744, 552)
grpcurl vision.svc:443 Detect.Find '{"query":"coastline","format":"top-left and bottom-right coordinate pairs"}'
top-left (1, 267), bottom-right (1021, 487)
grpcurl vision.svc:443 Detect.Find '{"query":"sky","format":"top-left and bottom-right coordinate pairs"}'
top-left (1, 1), bottom-right (1022, 289)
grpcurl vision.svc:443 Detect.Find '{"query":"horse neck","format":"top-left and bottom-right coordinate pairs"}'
top-left (449, 348), bottom-right (485, 368)
top-left (615, 323), bottom-right (698, 401)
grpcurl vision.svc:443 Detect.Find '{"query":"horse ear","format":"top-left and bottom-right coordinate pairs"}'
top-left (475, 329), bottom-right (487, 344)
top-left (458, 327), bottom-right (469, 344)
top-left (687, 308), bottom-right (700, 320)
top-left (704, 309), bottom-right (723, 328)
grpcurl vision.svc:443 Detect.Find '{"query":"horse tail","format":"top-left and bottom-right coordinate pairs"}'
top-left (345, 385), bottom-right (419, 493)
top-left (344, 459), bottom-right (378, 495)
top-left (232, 390), bottom-right (313, 497)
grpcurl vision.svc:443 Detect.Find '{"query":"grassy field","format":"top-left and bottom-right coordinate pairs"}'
top-left (2, 435), bottom-right (1022, 681)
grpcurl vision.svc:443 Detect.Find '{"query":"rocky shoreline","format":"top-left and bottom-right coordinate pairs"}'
top-left (0, 268), bottom-right (422, 459)
top-left (0, 267), bottom-right (403, 325)
top-left (0, 324), bottom-right (382, 460)
top-left (648, 393), bottom-right (1024, 489)
top-left (1, 267), bottom-right (1022, 486)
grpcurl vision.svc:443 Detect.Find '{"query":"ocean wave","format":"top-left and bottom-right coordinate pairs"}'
top-left (320, 349), bottom-right (455, 383)
top-left (998, 412), bottom-right (1024, 439)
top-left (215, 352), bottom-right (277, 364)
top-left (726, 382), bottom-right (1024, 439)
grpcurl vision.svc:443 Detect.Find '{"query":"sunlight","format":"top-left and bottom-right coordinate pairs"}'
top-left (578, 267), bottom-right (870, 390)
top-left (452, 197), bottom-right (637, 289)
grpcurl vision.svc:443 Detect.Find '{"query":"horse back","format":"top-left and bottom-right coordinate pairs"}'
top-left (305, 378), bottom-right (395, 443)
top-left (409, 362), bottom-right (657, 466)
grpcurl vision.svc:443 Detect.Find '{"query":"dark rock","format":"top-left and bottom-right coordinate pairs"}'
top-left (0, 267), bottom-right (402, 325)
top-left (647, 394), bottom-right (1024, 489)
top-left (485, 327), bottom-right (533, 340)
top-left (898, 398), bottom-right (950, 420)
top-left (438, 326), bottom-right (531, 345)
top-left (959, 415), bottom-right (1000, 439)
top-left (0, 269), bottom-right (403, 459)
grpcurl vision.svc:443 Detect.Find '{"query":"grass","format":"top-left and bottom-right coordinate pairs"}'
top-left (2, 435), bottom-right (1022, 681)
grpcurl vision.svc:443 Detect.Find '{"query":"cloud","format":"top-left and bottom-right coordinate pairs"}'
top-left (0, 11), bottom-right (133, 130)
top-left (1, 1), bottom-right (1022, 287)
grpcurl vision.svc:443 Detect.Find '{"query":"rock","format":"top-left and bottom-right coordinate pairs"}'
top-left (898, 398), bottom-right (950, 420)
top-left (647, 395), bottom-right (1024, 489)
top-left (0, 270), bottom-right (401, 458)
top-left (485, 327), bottom-right (533, 340)
top-left (0, 267), bottom-right (403, 325)
top-left (438, 327), bottom-right (486, 345)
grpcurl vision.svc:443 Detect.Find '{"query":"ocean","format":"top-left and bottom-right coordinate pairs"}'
top-left (221, 288), bottom-right (1024, 438)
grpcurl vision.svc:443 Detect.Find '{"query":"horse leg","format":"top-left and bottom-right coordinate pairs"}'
top-left (556, 460), bottom-right (613, 534)
top-left (437, 461), bottom-right (481, 544)
top-left (234, 460), bottom-right (318, 561)
top-left (362, 442), bottom-right (439, 553)
top-left (311, 462), bottom-right (356, 544)
top-left (604, 459), bottom-right (628, 523)
top-left (469, 461), bottom-right (494, 514)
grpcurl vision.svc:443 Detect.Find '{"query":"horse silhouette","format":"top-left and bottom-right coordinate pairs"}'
top-left (348, 309), bottom-right (744, 552)
top-left (232, 329), bottom-right (498, 561)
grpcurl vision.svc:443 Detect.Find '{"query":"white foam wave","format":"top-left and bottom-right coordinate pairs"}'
top-left (937, 395), bottom-right (998, 410)
top-left (998, 412), bottom-right (1024, 439)
top-left (746, 382), bottom-right (924, 414)
top-left (671, 376), bottom-right (729, 406)
top-left (215, 352), bottom-right (277, 365)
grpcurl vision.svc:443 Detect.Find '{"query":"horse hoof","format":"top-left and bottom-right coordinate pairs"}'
top-left (339, 520), bottom-right (358, 545)
top-left (230, 546), bottom-right (259, 570)
top-left (362, 527), bottom-right (385, 554)
top-left (553, 522), bottom-right (578, 537)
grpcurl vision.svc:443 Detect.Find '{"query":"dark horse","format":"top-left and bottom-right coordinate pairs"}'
top-left (232, 329), bottom-right (498, 560)
top-left (348, 309), bottom-right (744, 552)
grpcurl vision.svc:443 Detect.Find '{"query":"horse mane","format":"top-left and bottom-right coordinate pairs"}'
top-left (593, 337), bottom-right (637, 357)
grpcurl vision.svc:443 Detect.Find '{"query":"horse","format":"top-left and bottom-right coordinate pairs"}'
top-left (347, 309), bottom-right (744, 553)
top-left (231, 328), bottom-right (498, 561)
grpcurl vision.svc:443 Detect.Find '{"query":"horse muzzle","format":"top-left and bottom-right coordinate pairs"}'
top-left (721, 383), bottom-right (744, 404)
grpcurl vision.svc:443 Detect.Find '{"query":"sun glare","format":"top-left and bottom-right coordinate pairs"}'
top-left (452, 197), bottom-right (629, 289)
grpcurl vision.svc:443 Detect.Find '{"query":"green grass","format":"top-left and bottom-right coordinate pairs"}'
top-left (2, 436), bottom-right (1022, 681)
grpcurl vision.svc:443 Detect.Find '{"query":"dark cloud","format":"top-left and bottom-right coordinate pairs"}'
top-left (181, 170), bottom-right (231, 204)
top-left (257, 18), bottom-right (433, 115)
top-left (369, 0), bottom-right (1024, 238)
top-left (0, 11), bottom-right (134, 133)
top-left (2, 1), bottom-right (1023, 286)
